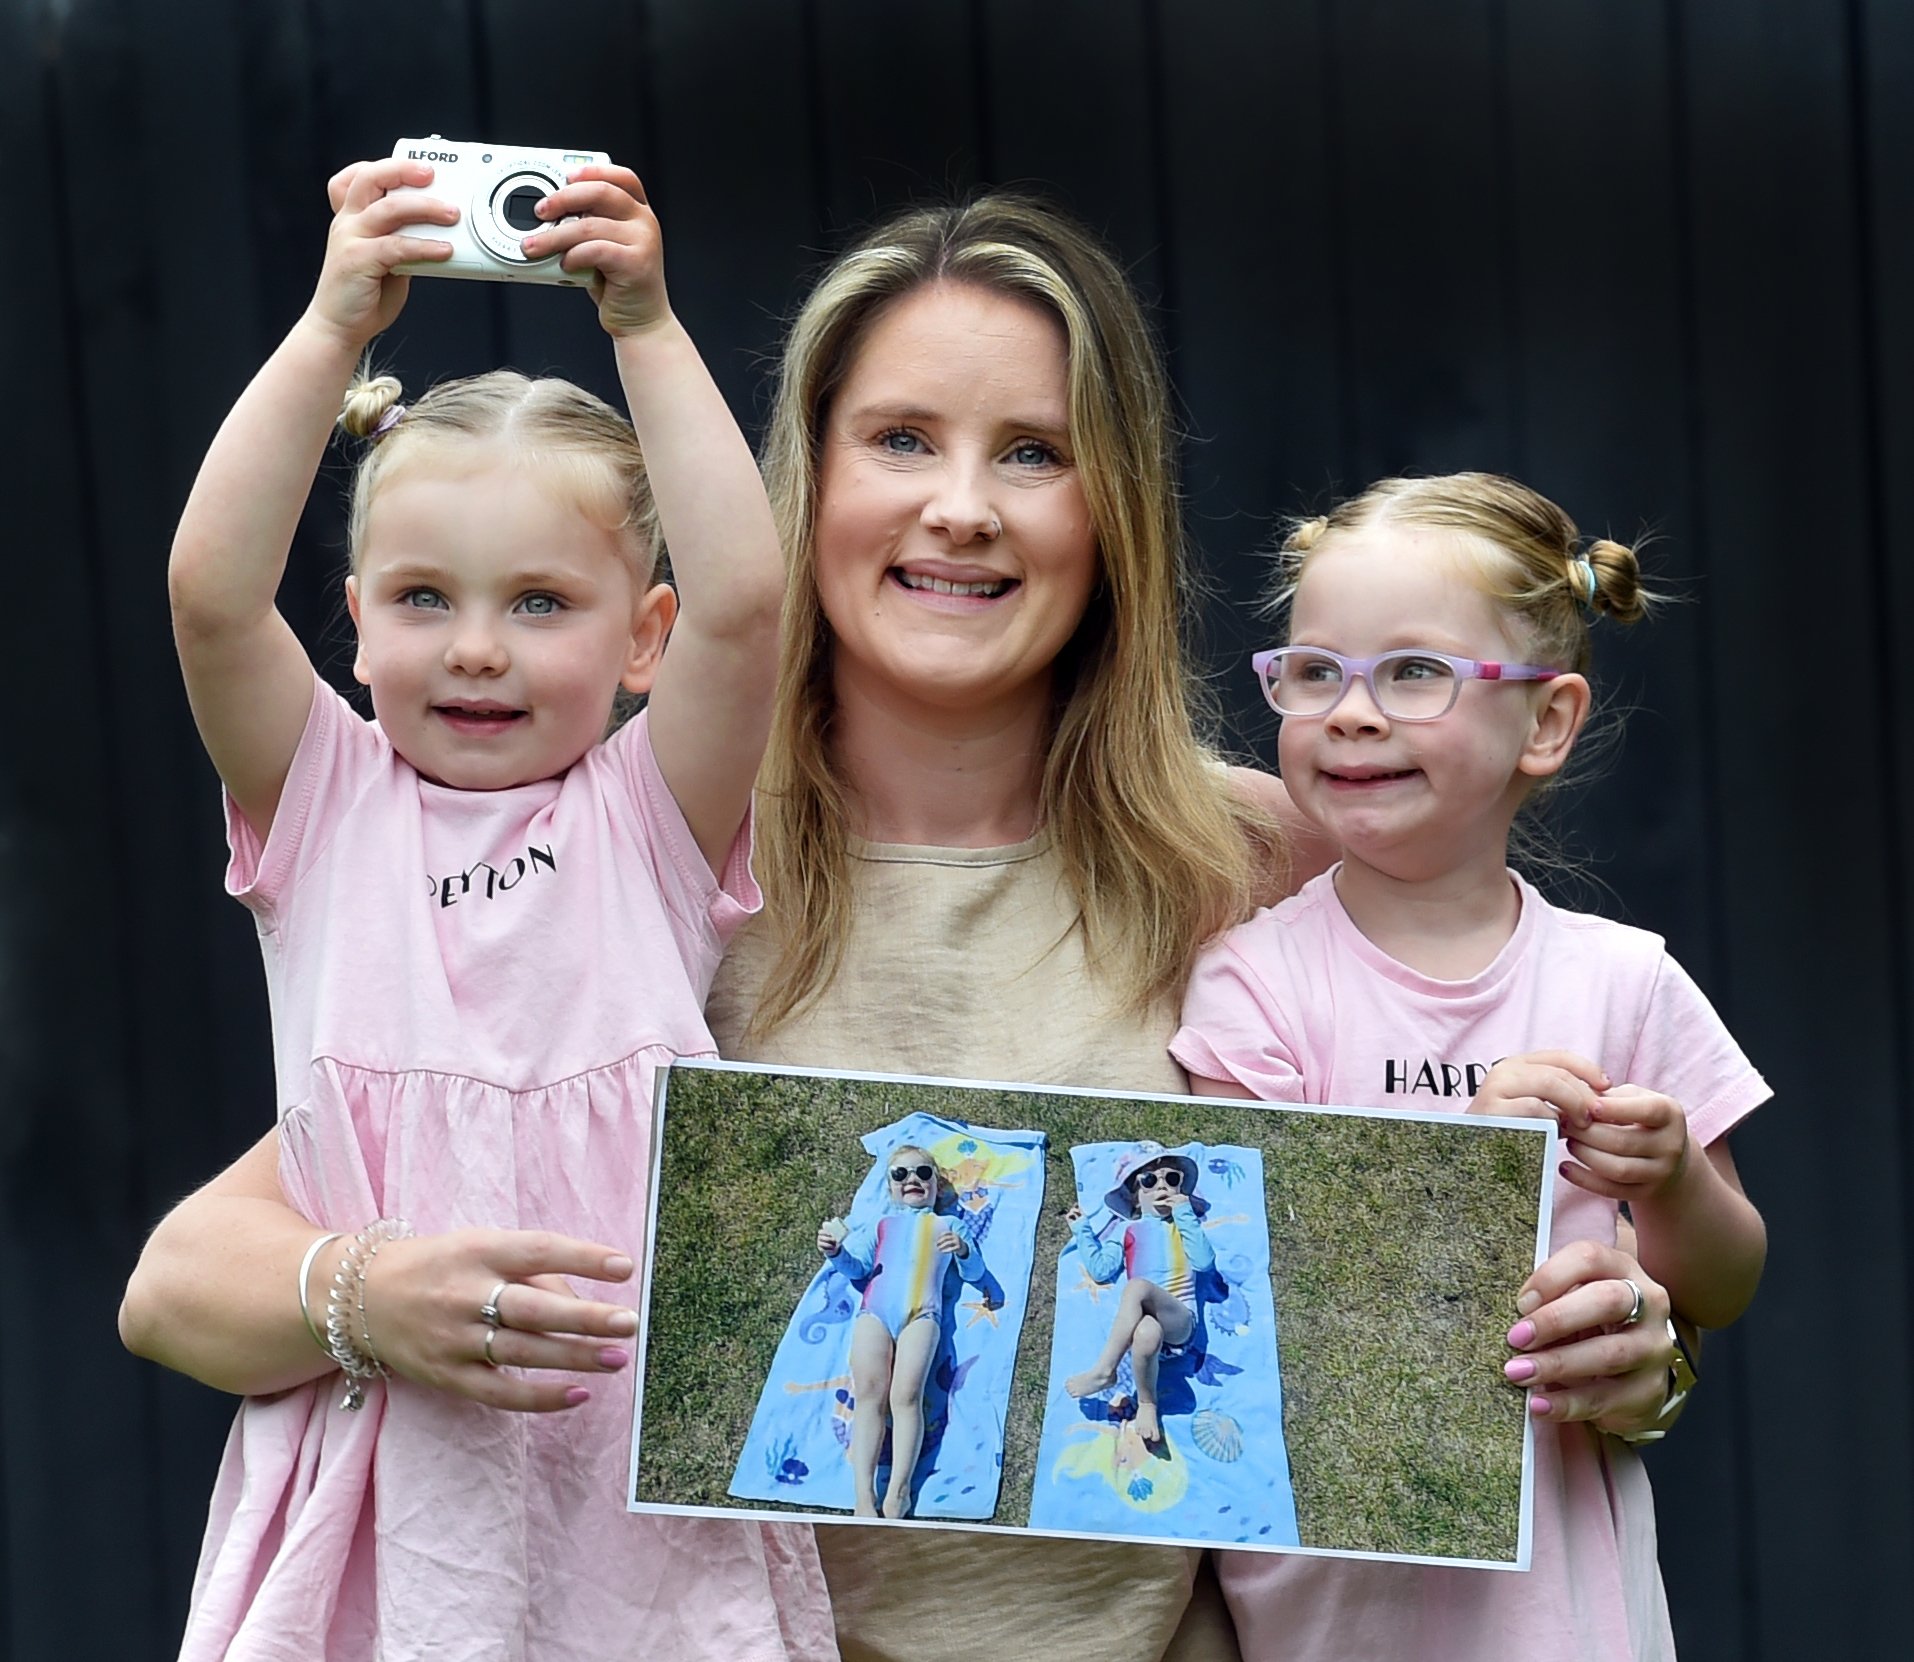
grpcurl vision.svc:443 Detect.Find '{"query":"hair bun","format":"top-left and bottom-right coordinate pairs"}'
top-left (1583, 536), bottom-right (1650, 625)
top-left (1285, 515), bottom-right (1330, 554)
top-left (339, 373), bottom-right (405, 440)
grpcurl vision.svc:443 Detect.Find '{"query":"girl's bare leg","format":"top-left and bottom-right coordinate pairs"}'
top-left (848, 1314), bottom-right (894, 1517)
top-left (880, 1317), bottom-right (941, 1519)
top-left (1131, 1315), bottom-right (1166, 1443)
top-left (1066, 1279), bottom-right (1189, 1397)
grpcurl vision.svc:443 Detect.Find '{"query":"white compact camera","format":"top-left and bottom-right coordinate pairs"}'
top-left (388, 135), bottom-right (611, 286)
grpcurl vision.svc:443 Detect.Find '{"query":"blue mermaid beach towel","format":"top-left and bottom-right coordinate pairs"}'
top-left (1029, 1140), bottom-right (1299, 1546)
top-left (728, 1113), bottom-right (1046, 1520)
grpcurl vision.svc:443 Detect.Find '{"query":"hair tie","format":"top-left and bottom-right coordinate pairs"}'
top-left (1568, 556), bottom-right (1598, 609)
top-left (371, 402), bottom-right (407, 439)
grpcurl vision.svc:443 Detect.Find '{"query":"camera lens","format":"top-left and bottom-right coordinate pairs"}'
top-left (472, 166), bottom-right (564, 267)
top-left (501, 186), bottom-right (546, 232)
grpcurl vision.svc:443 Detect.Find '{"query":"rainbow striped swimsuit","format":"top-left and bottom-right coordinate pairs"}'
top-left (860, 1212), bottom-right (952, 1338)
top-left (1123, 1216), bottom-right (1197, 1305)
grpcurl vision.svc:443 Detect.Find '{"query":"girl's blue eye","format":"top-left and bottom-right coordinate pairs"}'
top-left (1386, 654), bottom-right (1452, 685)
top-left (517, 593), bottom-right (562, 616)
top-left (401, 588), bottom-right (447, 610)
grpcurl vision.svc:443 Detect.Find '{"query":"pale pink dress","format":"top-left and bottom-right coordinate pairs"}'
top-left (181, 677), bottom-right (834, 1662)
top-left (1172, 868), bottom-right (1770, 1662)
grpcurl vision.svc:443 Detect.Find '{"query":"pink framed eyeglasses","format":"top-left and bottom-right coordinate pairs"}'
top-left (1252, 647), bottom-right (1561, 722)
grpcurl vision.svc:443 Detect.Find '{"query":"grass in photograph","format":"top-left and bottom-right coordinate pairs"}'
top-left (635, 1065), bottom-right (1544, 1562)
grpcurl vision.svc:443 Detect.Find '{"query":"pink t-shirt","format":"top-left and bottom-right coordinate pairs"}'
top-left (183, 678), bottom-right (832, 1662)
top-left (1171, 868), bottom-right (1769, 1662)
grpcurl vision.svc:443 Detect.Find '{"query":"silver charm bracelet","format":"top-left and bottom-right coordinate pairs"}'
top-left (324, 1218), bottom-right (414, 1410)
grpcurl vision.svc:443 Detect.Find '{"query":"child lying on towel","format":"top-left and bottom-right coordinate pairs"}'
top-left (818, 1144), bottom-right (987, 1516)
top-left (1064, 1142), bottom-right (1213, 1445)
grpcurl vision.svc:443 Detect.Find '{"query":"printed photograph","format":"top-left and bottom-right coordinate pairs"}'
top-left (629, 1061), bottom-right (1554, 1568)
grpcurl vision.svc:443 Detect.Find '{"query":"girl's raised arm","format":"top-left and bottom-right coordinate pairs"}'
top-left (520, 165), bottom-right (781, 876)
top-left (169, 158), bottom-right (457, 835)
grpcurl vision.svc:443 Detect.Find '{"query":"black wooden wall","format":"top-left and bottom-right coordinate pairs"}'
top-left (4, 2), bottom-right (1908, 1657)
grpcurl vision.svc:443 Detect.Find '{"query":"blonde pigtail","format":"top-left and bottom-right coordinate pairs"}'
top-left (339, 371), bottom-right (405, 441)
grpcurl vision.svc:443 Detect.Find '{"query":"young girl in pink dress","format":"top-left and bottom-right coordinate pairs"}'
top-left (1171, 472), bottom-right (1769, 1661)
top-left (163, 152), bottom-right (828, 1659)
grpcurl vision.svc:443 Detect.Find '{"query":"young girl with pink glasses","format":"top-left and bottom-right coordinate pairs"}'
top-left (1173, 472), bottom-right (1769, 1661)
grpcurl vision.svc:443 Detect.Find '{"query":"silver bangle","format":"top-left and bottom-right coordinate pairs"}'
top-left (324, 1218), bottom-right (413, 1410)
top-left (297, 1230), bottom-right (344, 1354)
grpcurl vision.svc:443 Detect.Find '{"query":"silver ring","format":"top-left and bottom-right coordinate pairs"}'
top-left (479, 1279), bottom-right (511, 1329)
top-left (983, 516), bottom-right (1002, 540)
top-left (482, 1324), bottom-right (502, 1368)
top-left (1619, 1277), bottom-right (1646, 1326)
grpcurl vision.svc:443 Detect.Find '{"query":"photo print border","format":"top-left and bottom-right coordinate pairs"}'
top-left (627, 1059), bottom-right (1554, 1570)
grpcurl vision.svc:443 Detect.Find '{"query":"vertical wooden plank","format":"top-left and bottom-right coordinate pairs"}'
top-left (1859, 0), bottom-right (1914, 1380)
top-left (1318, 0), bottom-right (1518, 480)
top-left (977, 0), bottom-right (1163, 299)
top-left (1498, 12), bottom-right (1753, 1651)
top-left (616, 0), bottom-right (819, 438)
top-left (307, 0), bottom-right (496, 390)
top-left (1852, 8), bottom-right (1914, 1651)
top-left (1679, 5), bottom-right (1909, 1656)
top-left (811, 0), bottom-right (980, 233)
top-left (482, 0), bottom-right (646, 414)
top-left (0, 8), bottom-right (147, 1652)
top-left (144, 17), bottom-right (346, 1648)
top-left (1498, 0), bottom-right (1723, 938)
top-left (0, 0), bottom-right (273, 1651)
top-left (1157, 0), bottom-right (1347, 756)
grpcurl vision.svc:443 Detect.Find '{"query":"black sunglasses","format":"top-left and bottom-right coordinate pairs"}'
top-left (890, 1164), bottom-right (936, 1184)
top-left (1134, 1168), bottom-right (1183, 1191)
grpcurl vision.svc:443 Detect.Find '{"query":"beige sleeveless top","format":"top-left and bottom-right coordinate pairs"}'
top-left (706, 835), bottom-right (1236, 1662)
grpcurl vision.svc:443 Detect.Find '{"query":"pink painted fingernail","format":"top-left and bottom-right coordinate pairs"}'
top-left (1527, 1394), bottom-right (1552, 1417)
top-left (564, 1387), bottom-right (592, 1407)
top-left (1516, 1291), bottom-right (1541, 1317)
top-left (598, 1347), bottom-right (629, 1370)
top-left (1504, 1357), bottom-right (1537, 1383)
top-left (1508, 1320), bottom-right (1536, 1349)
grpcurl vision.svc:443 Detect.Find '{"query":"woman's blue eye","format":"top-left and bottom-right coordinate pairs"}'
top-left (877, 428), bottom-right (926, 454)
top-left (1008, 440), bottom-right (1060, 467)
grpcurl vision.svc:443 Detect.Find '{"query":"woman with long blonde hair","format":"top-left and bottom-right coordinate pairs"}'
top-left (701, 193), bottom-right (1294, 1662)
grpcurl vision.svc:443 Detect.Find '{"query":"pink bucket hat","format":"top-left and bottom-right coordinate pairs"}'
top-left (1102, 1141), bottom-right (1202, 1219)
